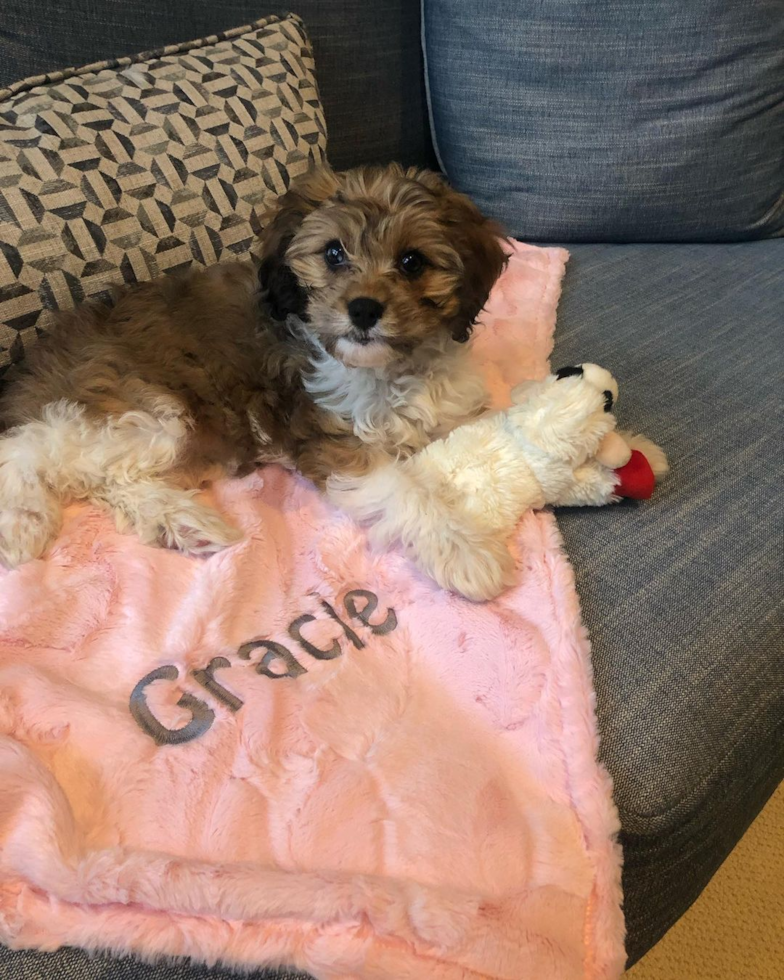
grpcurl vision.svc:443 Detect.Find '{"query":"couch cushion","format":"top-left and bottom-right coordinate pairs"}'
top-left (551, 240), bottom-right (784, 962)
top-left (424, 0), bottom-right (784, 242)
top-left (0, 948), bottom-right (311, 980)
top-left (0, 14), bottom-right (326, 377)
top-left (1, 1), bottom-right (435, 172)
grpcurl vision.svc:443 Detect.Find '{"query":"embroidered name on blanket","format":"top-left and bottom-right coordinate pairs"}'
top-left (129, 588), bottom-right (397, 745)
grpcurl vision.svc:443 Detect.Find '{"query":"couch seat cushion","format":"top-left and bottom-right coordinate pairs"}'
top-left (551, 240), bottom-right (784, 963)
top-left (0, 948), bottom-right (310, 980)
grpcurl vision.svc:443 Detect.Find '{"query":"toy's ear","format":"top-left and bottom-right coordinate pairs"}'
top-left (555, 365), bottom-right (584, 380)
top-left (257, 165), bottom-right (340, 321)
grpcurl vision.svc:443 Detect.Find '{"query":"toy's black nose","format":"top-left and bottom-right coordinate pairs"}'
top-left (348, 297), bottom-right (384, 331)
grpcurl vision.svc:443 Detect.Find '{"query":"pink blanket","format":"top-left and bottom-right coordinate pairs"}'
top-left (0, 242), bottom-right (625, 979)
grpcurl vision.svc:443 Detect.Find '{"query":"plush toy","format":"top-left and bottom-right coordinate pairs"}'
top-left (504, 363), bottom-right (666, 504)
top-left (330, 363), bottom-right (668, 601)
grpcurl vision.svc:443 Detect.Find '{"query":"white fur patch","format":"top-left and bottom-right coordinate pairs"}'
top-left (328, 461), bottom-right (517, 602)
top-left (326, 414), bottom-right (537, 601)
top-left (0, 400), bottom-right (239, 568)
top-left (334, 337), bottom-right (395, 369)
top-left (306, 338), bottom-right (487, 451)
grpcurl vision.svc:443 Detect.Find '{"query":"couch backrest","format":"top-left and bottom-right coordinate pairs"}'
top-left (424, 0), bottom-right (784, 242)
top-left (0, 0), bottom-right (435, 172)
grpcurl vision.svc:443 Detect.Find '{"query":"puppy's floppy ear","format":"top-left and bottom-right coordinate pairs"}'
top-left (450, 215), bottom-right (508, 342)
top-left (410, 170), bottom-right (508, 342)
top-left (258, 248), bottom-right (305, 322)
top-left (257, 165), bottom-right (340, 321)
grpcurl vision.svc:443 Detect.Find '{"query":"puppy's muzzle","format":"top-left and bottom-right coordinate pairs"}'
top-left (348, 297), bottom-right (385, 332)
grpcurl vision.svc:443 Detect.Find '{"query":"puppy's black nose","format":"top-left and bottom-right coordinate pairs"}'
top-left (348, 297), bottom-right (384, 331)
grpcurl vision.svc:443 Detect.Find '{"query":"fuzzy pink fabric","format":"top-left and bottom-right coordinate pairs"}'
top-left (0, 242), bottom-right (626, 979)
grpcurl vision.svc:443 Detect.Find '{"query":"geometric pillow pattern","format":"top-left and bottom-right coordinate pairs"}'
top-left (0, 14), bottom-right (326, 376)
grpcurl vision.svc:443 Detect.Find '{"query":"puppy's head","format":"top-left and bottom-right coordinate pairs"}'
top-left (257, 164), bottom-right (507, 369)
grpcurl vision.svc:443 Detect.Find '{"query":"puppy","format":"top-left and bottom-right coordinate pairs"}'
top-left (0, 164), bottom-right (507, 595)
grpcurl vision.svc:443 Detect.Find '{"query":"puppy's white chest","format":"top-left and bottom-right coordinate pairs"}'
top-left (306, 354), bottom-right (485, 453)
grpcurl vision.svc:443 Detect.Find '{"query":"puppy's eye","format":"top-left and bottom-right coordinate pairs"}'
top-left (399, 250), bottom-right (426, 277)
top-left (324, 241), bottom-right (346, 268)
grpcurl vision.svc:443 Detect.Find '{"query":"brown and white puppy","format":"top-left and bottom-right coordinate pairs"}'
top-left (0, 164), bottom-right (507, 596)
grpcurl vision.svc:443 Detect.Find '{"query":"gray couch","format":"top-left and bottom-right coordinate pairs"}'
top-left (2, 1), bottom-right (782, 976)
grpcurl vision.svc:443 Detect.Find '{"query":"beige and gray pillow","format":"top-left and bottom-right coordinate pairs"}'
top-left (0, 14), bottom-right (327, 376)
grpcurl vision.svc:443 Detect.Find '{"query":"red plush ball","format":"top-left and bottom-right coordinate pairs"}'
top-left (614, 449), bottom-right (656, 500)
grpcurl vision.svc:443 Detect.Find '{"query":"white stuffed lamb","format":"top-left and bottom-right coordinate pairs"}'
top-left (330, 364), bottom-right (668, 601)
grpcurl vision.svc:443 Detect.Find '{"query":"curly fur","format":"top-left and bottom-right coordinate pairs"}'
top-left (0, 163), bottom-right (507, 586)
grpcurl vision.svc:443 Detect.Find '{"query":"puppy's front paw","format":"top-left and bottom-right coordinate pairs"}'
top-left (124, 490), bottom-right (242, 556)
top-left (403, 524), bottom-right (515, 602)
top-left (158, 501), bottom-right (243, 555)
top-left (0, 504), bottom-right (61, 569)
top-left (436, 538), bottom-right (515, 602)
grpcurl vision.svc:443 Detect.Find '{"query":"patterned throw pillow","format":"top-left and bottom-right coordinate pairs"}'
top-left (0, 14), bottom-right (326, 377)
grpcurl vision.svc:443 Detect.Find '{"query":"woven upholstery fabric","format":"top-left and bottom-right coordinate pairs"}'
top-left (0, 14), bottom-right (326, 376)
top-left (0, 1), bottom-right (435, 174)
top-left (0, 947), bottom-right (311, 980)
top-left (551, 240), bottom-right (784, 964)
top-left (424, 0), bottom-right (784, 242)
